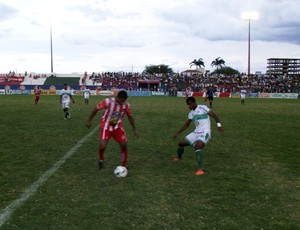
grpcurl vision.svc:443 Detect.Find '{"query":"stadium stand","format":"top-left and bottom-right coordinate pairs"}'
top-left (44, 76), bottom-right (80, 86)
top-left (0, 71), bottom-right (299, 93)
top-left (21, 76), bottom-right (47, 85)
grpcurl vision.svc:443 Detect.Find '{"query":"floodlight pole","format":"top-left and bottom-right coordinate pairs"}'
top-left (50, 26), bottom-right (53, 73)
top-left (247, 18), bottom-right (251, 78)
top-left (241, 11), bottom-right (258, 78)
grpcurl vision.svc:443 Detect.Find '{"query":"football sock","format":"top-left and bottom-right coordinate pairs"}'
top-left (177, 147), bottom-right (184, 159)
top-left (122, 150), bottom-right (128, 167)
top-left (195, 149), bottom-right (203, 170)
top-left (99, 149), bottom-right (105, 161)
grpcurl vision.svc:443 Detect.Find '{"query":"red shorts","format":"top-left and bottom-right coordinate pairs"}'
top-left (100, 127), bottom-right (127, 142)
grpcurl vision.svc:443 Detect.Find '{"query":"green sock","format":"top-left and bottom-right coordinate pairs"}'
top-left (177, 147), bottom-right (184, 159)
top-left (195, 150), bottom-right (203, 169)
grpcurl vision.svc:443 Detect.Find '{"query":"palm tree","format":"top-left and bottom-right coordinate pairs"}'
top-left (144, 64), bottom-right (173, 75)
top-left (190, 58), bottom-right (205, 69)
top-left (211, 57), bottom-right (225, 70)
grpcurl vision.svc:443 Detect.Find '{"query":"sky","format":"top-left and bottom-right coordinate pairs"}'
top-left (0, 0), bottom-right (299, 75)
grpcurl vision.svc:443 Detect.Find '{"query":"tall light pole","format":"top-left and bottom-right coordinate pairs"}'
top-left (50, 26), bottom-right (53, 74)
top-left (241, 11), bottom-right (259, 77)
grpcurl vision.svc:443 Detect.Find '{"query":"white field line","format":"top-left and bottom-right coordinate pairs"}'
top-left (0, 125), bottom-right (99, 228)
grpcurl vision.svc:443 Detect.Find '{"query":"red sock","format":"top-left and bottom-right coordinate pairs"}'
top-left (121, 150), bottom-right (128, 167)
top-left (99, 149), bottom-right (105, 161)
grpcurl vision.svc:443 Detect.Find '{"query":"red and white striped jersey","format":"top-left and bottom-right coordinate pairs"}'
top-left (97, 97), bottom-right (132, 131)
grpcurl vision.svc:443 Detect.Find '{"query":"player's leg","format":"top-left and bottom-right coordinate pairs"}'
top-left (98, 129), bottom-right (111, 169)
top-left (98, 139), bottom-right (108, 169)
top-left (62, 103), bottom-right (69, 119)
top-left (66, 103), bottom-right (71, 118)
top-left (194, 132), bottom-right (210, 175)
top-left (172, 133), bottom-right (193, 161)
top-left (209, 97), bottom-right (213, 108)
top-left (118, 141), bottom-right (128, 167)
top-left (241, 95), bottom-right (245, 105)
top-left (114, 128), bottom-right (128, 167)
top-left (194, 140), bottom-right (205, 175)
top-left (63, 108), bottom-right (70, 119)
top-left (63, 108), bottom-right (68, 119)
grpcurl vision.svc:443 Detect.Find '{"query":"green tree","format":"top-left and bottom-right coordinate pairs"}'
top-left (211, 66), bottom-right (240, 75)
top-left (211, 57), bottom-right (225, 70)
top-left (190, 58), bottom-right (205, 69)
top-left (144, 64), bottom-right (173, 75)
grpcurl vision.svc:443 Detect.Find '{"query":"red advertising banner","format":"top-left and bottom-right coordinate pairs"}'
top-left (218, 92), bottom-right (231, 98)
top-left (192, 92), bottom-right (205, 97)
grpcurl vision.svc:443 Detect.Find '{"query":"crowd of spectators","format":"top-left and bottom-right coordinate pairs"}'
top-left (83, 71), bottom-right (300, 94)
top-left (1, 70), bottom-right (299, 94)
top-left (24, 71), bottom-right (48, 79)
top-left (0, 71), bottom-right (48, 82)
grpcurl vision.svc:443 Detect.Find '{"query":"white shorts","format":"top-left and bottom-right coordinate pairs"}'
top-left (185, 130), bottom-right (210, 146)
top-left (62, 102), bottom-right (70, 109)
top-left (241, 94), bottom-right (246, 99)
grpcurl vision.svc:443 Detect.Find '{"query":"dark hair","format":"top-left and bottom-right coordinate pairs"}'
top-left (186, 96), bottom-right (196, 103)
top-left (117, 90), bottom-right (128, 100)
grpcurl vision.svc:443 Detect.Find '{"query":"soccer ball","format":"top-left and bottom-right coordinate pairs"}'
top-left (114, 166), bottom-right (128, 178)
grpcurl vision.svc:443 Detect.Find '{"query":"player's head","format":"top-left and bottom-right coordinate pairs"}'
top-left (116, 90), bottom-right (128, 105)
top-left (186, 96), bottom-right (197, 110)
top-left (63, 83), bottom-right (68, 89)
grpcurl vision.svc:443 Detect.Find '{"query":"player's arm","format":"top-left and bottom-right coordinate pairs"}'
top-left (173, 119), bottom-right (192, 139)
top-left (127, 115), bottom-right (138, 139)
top-left (86, 106), bottom-right (98, 128)
top-left (70, 94), bottom-right (75, 103)
top-left (86, 100), bottom-right (107, 128)
top-left (208, 111), bottom-right (224, 133)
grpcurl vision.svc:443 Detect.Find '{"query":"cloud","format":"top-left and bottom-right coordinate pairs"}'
top-left (0, 0), bottom-right (299, 74)
top-left (0, 3), bottom-right (17, 21)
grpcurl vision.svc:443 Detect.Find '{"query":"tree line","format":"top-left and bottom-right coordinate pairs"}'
top-left (144, 57), bottom-right (239, 76)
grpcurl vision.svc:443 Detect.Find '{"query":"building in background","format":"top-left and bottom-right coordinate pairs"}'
top-left (266, 58), bottom-right (300, 77)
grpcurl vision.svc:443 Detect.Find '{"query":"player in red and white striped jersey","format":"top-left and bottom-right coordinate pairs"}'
top-left (34, 86), bottom-right (42, 104)
top-left (86, 90), bottom-right (138, 169)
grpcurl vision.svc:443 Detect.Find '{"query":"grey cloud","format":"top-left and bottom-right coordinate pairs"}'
top-left (154, 0), bottom-right (300, 45)
top-left (77, 6), bottom-right (111, 20)
top-left (0, 3), bottom-right (18, 21)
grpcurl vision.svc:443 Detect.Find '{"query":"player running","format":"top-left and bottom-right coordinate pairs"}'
top-left (33, 86), bottom-right (42, 104)
top-left (240, 88), bottom-right (247, 105)
top-left (172, 96), bottom-right (224, 176)
top-left (86, 90), bottom-right (138, 169)
top-left (60, 83), bottom-right (75, 119)
top-left (82, 86), bottom-right (91, 105)
top-left (204, 86), bottom-right (215, 108)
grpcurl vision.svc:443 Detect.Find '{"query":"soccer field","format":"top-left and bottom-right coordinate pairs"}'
top-left (0, 95), bottom-right (299, 229)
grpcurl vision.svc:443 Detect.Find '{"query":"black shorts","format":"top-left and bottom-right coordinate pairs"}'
top-left (207, 96), bottom-right (213, 101)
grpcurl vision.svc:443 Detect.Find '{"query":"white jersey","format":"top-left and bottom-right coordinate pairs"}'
top-left (188, 105), bottom-right (211, 132)
top-left (240, 89), bottom-right (247, 99)
top-left (83, 88), bottom-right (90, 99)
top-left (61, 89), bottom-right (72, 103)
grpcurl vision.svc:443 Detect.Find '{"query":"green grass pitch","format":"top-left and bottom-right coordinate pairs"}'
top-left (0, 95), bottom-right (299, 229)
